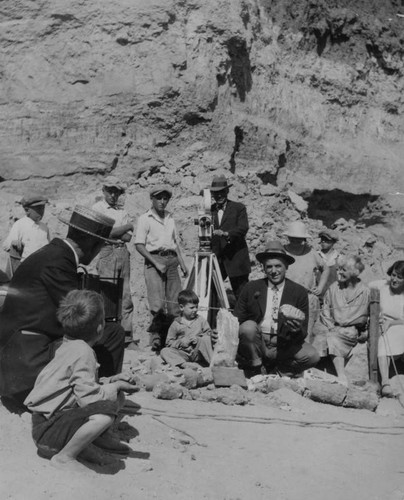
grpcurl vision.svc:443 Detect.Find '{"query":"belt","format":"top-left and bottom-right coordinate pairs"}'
top-left (150, 250), bottom-right (177, 257)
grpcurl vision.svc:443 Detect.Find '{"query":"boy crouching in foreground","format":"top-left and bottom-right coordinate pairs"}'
top-left (160, 290), bottom-right (215, 368)
top-left (24, 290), bottom-right (138, 473)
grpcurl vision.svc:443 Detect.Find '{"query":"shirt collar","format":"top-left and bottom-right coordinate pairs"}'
top-left (147, 208), bottom-right (171, 221)
top-left (267, 280), bottom-right (285, 293)
top-left (63, 239), bottom-right (80, 267)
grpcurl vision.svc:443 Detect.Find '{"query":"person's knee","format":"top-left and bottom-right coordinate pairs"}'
top-left (88, 413), bottom-right (114, 429)
top-left (239, 321), bottom-right (259, 343)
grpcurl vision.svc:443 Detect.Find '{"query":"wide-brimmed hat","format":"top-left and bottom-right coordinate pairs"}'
top-left (59, 205), bottom-right (116, 243)
top-left (256, 241), bottom-right (295, 265)
top-left (319, 229), bottom-right (339, 242)
top-left (103, 175), bottom-right (126, 192)
top-left (20, 195), bottom-right (48, 208)
top-left (209, 175), bottom-right (233, 192)
top-left (283, 221), bottom-right (310, 239)
top-left (150, 184), bottom-right (173, 198)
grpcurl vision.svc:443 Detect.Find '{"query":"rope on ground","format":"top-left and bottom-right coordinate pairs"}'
top-left (151, 416), bottom-right (208, 447)
top-left (140, 406), bottom-right (404, 436)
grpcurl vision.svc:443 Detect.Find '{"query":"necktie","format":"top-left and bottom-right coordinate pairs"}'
top-left (270, 286), bottom-right (280, 334)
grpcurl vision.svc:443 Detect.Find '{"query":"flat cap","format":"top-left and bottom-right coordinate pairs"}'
top-left (150, 184), bottom-right (172, 197)
top-left (319, 229), bottom-right (339, 242)
top-left (20, 195), bottom-right (48, 207)
top-left (103, 175), bottom-right (126, 191)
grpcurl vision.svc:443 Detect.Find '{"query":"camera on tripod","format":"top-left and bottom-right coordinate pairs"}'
top-left (194, 189), bottom-right (213, 251)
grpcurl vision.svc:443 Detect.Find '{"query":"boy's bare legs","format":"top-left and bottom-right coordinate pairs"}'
top-left (51, 414), bottom-right (114, 472)
top-left (330, 355), bottom-right (348, 386)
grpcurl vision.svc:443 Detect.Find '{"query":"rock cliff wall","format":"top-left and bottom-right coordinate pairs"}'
top-left (1, 0), bottom-right (403, 192)
top-left (0, 0), bottom-right (403, 279)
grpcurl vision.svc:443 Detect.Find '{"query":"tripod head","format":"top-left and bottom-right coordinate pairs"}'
top-left (194, 189), bottom-right (213, 251)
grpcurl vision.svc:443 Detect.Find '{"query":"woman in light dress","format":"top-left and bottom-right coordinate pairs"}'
top-left (370, 261), bottom-right (404, 397)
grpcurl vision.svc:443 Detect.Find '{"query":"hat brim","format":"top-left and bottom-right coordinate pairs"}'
top-left (58, 216), bottom-right (117, 244)
top-left (256, 251), bottom-right (295, 265)
top-left (283, 231), bottom-right (310, 239)
top-left (22, 201), bottom-right (48, 207)
top-left (319, 233), bottom-right (338, 242)
top-left (210, 184), bottom-right (232, 192)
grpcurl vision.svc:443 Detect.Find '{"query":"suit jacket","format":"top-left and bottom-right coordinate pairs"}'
top-left (233, 278), bottom-right (309, 346)
top-left (0, 238), bottom-right (78, 396)
top-left (211, 200), bottom-right (251, 277)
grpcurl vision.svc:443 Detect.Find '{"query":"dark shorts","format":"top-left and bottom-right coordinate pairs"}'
top-left (32, 400), bottom-right (120, 458)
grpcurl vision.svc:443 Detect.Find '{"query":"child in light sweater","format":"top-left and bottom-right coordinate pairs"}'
top-left (25, 289), bottom-right (138, 472)
top-left (160, 290), bottom-right (214, 368)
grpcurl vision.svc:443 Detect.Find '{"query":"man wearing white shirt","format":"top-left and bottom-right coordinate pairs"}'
top-left (3, 195), bottom-right (50, 276)
top-left (92, 176), bottom-right (134, 338)
top-left (234, 241), bottom-right (320, 377)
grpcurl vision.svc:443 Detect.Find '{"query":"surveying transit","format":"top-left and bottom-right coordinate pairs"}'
top-left (186, 189), bottom-right (230, 326)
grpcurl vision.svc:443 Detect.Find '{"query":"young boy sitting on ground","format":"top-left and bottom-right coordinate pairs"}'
top-left (160, 290), bottom-right (215, 368)
top-left (24, 289), bottom-right (138, 473)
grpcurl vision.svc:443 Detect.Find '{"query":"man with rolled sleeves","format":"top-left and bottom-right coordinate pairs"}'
top-left (135, 185), bottom-right (188, 351)
top-left (210, 175), bottom-right (250, 299)
top-left (234, 241), bottom-right (320, 377)
top-left (92, 176), bottom-right (134, 338)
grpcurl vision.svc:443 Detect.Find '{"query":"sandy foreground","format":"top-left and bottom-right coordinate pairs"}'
top-left (1, 378), bottom-right (404, 500)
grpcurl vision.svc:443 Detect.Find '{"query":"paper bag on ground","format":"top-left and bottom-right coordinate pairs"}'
top-left (210, 308), bottom-right (239, 367)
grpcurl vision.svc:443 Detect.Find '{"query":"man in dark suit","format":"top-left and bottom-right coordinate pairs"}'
top-left (210, 175), bottom-right (250, 299)
top-left (0, 205), bottom-right (126, 404)
top-left (234, 241), bottom-right (320, 376)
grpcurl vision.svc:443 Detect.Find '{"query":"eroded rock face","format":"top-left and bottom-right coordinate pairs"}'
top-left (0, 0), bottom-right (403, 194)
top-left (0, 0), bottom-right (403, 334)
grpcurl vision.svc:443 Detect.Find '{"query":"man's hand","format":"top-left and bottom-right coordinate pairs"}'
top-left (213, 230), bottom-right (228, 238)
top-left (180, 337), bottom-right (197, 348)
top-left (181, 265), bottom-right (189, 278)
top-left (310, 286), bottom-right (322, 296)
top-left (284, 318), bottom-right (301, 332)
top-left (155, 261), bottom-right (167, 274)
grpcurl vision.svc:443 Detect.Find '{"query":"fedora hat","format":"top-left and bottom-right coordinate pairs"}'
top-left (283, 220), bottom-right (310, 239)
top-left (209, 175), bottom-right (233, 192)
top-left (256, 241), bottom-right (295, 265)
top-left (59, 205), bottom-right (116, 243)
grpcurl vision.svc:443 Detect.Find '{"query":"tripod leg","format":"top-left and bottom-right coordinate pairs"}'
top-left (212, 255), bottom-right (230, 309)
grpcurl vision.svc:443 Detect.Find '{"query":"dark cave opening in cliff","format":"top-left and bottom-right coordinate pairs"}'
top-left (306, 189), bottom-right (381, 227)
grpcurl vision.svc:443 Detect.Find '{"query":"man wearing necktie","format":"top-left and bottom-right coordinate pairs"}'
top-left (233, 241), bottom-right (320, 377)
top-left (210, 175), bottom-right (251, 299)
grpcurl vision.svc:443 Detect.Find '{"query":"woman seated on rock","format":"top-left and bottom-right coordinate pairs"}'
top-left (369, 261), bottom-right (404, 398)
top-left (314, 255), bottom-right (370, 386)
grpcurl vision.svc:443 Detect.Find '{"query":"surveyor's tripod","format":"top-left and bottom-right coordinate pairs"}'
top-left (186, 250), bottom-right (229, 327)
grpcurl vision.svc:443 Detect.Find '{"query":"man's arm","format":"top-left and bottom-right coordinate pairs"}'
top-left (227, 203), bottom-right (249, 240)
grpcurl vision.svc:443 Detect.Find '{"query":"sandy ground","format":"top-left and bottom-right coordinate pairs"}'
top-left (1, 378), bottom-right (404, 500)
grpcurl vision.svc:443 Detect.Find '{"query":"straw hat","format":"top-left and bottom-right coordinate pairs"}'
top-left (59, 205), bottom-right (116, 243)
top-left (283, 221), bottom-right (310, 239)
